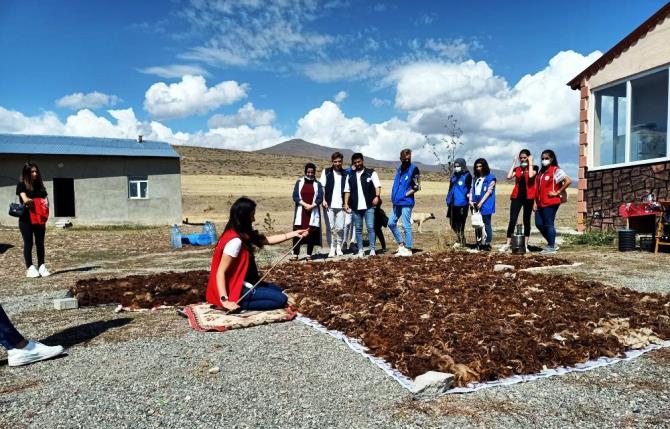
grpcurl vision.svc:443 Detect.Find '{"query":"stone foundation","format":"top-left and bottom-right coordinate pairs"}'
top-left (584, 162), bottom-right (670, 231)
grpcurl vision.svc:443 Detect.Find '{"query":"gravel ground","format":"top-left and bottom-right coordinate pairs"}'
top-left (1, 228), bottom-right (670, 428)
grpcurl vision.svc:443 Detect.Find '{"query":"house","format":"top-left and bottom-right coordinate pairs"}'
top-left (0, 134), bottom-right (182, 226)
top-left (568, 3), bottom-right (670, 232)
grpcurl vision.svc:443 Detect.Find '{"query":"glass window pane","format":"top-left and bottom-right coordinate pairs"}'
top-left (139, 181), bottom-right (148, 198)
top-left (129, 182), bottom-right (138, 198)
top-left (594, 83), bottom-right (627, 166)
top-left (630, 69), bottom-right (668, 161)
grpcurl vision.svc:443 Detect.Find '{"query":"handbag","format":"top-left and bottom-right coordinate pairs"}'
top-left (471, 210), bottom-right (484, 228)
top-left (8, 197), bottom-right (24, 218)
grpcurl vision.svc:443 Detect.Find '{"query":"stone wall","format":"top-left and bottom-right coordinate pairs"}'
top-left (584, 161), bottom-right (670, 230)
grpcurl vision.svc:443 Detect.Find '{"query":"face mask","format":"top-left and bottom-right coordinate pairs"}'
top-left (304, 174), bottom-right (315, 181)
top-left (520, 162), bottom-right (528, 168)
top-left (454, 166), bottom-right (462, 173)
top-left (541, 159), bottom-right (551, 167)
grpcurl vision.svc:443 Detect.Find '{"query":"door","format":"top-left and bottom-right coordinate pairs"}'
top-left (53, 178), bottom-right (75, 217)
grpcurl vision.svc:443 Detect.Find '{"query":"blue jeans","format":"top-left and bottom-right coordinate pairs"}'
top-left (535, 204), bottom-right (560, 247)
top-left (388, 205), bottom-right (413, 249)
top-left (475, 214), bottom-right (493, 246)
top-left (239, 283), bottom-right (288, 311)
top-left (352, 208), bottom-right (376, 251)
top-left (0, 304), bottom-right (25, 351)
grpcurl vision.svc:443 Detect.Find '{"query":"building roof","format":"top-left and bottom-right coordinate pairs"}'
top-left (567, 2), bottom-right (670, 90)
top-left (0, 134), bottom-right (180, 158)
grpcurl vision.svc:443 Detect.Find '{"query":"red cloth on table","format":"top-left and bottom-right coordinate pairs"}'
top-left (619, 203), bottom-right (657, 218)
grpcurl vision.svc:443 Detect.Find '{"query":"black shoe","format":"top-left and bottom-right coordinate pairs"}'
top-left (481, 245), bottom-right (492, 252)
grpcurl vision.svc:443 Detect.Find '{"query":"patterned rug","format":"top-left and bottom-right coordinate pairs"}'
top-left (183, 303), bottom-right (298, 332)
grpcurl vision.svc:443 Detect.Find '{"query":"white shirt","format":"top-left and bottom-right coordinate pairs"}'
top-left (319, 169), bottom-right (344, 209)
top-left (553, 168), bottom-right (567, 183)
top-left (344, 169), bottom-right (381, 210)
top-left (222, 238), bottom-right (253, 288)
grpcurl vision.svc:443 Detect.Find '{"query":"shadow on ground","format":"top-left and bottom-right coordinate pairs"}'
top-left (0, 243), bottom-right (14, 254)
top-left (40, 318), bottom-right (133, 348)
top-left (51, 265), bottom-right (101, 276)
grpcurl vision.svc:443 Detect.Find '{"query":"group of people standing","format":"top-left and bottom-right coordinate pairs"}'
top-left (446, 149), bottom-right (572, 253)
top-left (290, 150), bottom-right (420, 259)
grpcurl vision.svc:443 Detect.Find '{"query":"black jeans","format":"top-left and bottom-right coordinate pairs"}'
top-left (449, 205), bottom-right (468, 243)
top-left (19, 219), bottom-right (46, 268)
top-left (506, 198), bottom-right (534, 238)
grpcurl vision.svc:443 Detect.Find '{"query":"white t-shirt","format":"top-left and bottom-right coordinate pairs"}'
top-left (222, 237), bottom-right (253, 288)
top-left (344, 169), bottom-right (381, 210)
top-left (553, 168), bottom-right (567, 183)
top-left (223, 237), bottom-right (242, 257)
top-left (319, 169), bottom-right (344, 209)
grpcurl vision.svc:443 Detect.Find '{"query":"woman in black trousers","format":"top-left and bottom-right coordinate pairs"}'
top-left (16, 163), bottom-right (50, 278)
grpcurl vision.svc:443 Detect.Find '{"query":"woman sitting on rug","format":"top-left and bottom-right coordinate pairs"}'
top-left (206, 197), bottom-right (308, 312)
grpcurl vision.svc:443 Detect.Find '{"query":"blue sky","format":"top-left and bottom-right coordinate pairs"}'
top-left (0, 0), bottom-right (667, 174)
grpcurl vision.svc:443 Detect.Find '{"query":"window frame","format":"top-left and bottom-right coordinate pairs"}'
top-left (589, 65), bottom-right (670, 171)
top-left (128, 176), bottom-right (149, 200)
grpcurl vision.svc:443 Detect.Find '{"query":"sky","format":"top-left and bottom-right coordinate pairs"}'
top-left (0, 0), bottom-right (668, 177)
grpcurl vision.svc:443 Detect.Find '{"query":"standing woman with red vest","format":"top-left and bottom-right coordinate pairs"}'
top-left (534, 150), bottom-right (572, 254)
top-left (16, 163), bottom-right (50, 278)
top-left (206, 197), bottom-right (308, 312)
top-left (499, 149), bottom-right (538, 252)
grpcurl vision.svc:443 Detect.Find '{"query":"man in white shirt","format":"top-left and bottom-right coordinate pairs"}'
top-left (343, 153), bottom-right (382, 257)
top-left (319, 152), bottom-right (347, 257)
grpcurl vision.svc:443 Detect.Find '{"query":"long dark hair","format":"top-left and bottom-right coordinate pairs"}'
top-left (224, 197), bottom-right (265, 250)
top-left (540, 149), bottom-right (559, 173)
top-left (473, 158), bottom-right (490, 178)
top-left (21, 162), bottom-right (45, 192)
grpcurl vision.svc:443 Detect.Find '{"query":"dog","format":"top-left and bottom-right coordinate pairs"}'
top-left (411, 212), bottom-right (435, 233)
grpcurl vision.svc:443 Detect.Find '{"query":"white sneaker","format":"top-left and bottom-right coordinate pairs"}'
top-left (7, 341), bottom-right (64, 367)
top-left (38, 264), bottom-right (51, 277)
top-left (328, 247), bottom-right (336, 258)
top-left (540, 246), bottom-right (557, 254)
top-left (399, 247), bottom-right (413, 257)
top-left (26, 265), bottom-right (39, 278)
top-left (357, 250), bottom-right (365, 258)
top-left (498, 244), bottom-right (511, 253)
top-left (369, 249), bottom-right (376, 256)
top-left (335, 245), bottom-right (344, 256)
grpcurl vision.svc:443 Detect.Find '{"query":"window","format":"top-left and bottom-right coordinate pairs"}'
top-left (630, 69), bottom-right (668, 162)
top-left (594, 83), bottom-right (627, 166)
top-left (592, 68), bottom-right (670, 168)
top-left (128, 176), bottom-right (148, 199)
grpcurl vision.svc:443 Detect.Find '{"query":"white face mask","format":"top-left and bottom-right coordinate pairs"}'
top-left (520, 162), bottom-right (528, 168)
top-left (454, 166), bottom-right (462, 173)
top-left (541, 159), bottom-right (551, 167)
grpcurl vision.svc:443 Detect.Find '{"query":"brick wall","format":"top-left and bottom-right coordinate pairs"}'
top-left (584, 162), bottom-right (670, 230)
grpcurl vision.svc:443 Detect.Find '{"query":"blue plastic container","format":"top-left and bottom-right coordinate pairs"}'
top-left (184, 233), bottom-right (212, 246)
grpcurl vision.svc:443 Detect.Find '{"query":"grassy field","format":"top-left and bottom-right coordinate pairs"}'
top-left (181, 174), bottom-right (578, 247)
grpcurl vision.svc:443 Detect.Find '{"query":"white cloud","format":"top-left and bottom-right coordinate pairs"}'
top-left (303, 60), bottom-right (377, 83)
top-left (191, 125), bottom-right (287, 151)
top-left (56, 91), bottom-right (121, 110)
top-left (295, 101), bottom-right (428, 161)
top-left (371, 97), bottom-right (391, 108)
top-left (208, 102), bottom-right (276, 128)
top-left (138, 64), bottom-right (210, 78)
top-left (178, 1), bottom-right (336, 67)
top-left (144, 75), bottom-right (248, 119)
top-left (333, 91), bottom-right (348, 103)
top-left (0, 106), bottom-right (65, 135)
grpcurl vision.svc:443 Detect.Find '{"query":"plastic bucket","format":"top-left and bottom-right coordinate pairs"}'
top-left (639, 235), bottom-right (654, 252)
top-left (617, 229), bottom-right (636, 252)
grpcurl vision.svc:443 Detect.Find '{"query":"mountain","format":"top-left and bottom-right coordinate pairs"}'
top-left (256, 139), bottom-right (507, 177)
top-left (257, 139), bottom-right (448, 173)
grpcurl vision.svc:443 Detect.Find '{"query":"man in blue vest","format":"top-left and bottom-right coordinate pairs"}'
top-left (319, 151), bottom-right (347, 257)
top-left (388, 148), bottom-right (420, 257)
top-left (343, 153), bottom-right (382, 257)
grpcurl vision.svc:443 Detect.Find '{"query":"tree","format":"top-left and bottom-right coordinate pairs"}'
top-left (424, 114), bottom-right (464, 177)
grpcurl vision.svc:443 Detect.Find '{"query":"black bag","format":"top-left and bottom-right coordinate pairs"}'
top-left (8, 199), bottom-right (25, 218)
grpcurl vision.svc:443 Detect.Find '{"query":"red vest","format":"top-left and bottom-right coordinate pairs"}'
top-left (535, 166), bottom-right (562, 208)
top-left (510, 166), bottom-right (537, 200)
top-left (206, 229), bottom-right (250, 306)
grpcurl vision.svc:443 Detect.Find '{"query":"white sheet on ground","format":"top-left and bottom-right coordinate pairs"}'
top-left (296, 315), bottom-right (670, 395)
